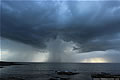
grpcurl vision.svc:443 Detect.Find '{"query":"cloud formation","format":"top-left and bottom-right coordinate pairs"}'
top-left (1, 0), bottom-right (120, 62)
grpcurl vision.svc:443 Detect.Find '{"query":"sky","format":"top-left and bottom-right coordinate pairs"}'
top-left (1, 0), bottom-right (120, 63)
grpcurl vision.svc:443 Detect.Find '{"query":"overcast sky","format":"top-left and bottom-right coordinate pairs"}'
top-left (1, 0), bottom-right (120, 62)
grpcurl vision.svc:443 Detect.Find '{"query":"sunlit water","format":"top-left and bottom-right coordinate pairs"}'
top-left (0, 63), bottom-right (120, 80)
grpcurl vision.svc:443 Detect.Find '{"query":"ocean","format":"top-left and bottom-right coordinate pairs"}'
top-left (0, 63), bottom-right (120, 80)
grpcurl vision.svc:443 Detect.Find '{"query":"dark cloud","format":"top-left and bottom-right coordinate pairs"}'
top-left (1, 1), bottom-right (120, 53)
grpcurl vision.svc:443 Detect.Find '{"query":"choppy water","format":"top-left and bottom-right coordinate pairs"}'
top-left (0, 63), bottom-right (120, 80)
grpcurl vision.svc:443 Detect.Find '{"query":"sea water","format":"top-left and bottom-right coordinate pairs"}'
top-left (0, 63), bottom-right (120, 80)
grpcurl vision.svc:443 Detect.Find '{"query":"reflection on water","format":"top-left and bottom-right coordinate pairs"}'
top-left (0, 63), bottom-right (120, 80)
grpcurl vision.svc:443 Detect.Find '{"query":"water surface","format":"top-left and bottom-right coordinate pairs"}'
top-left (0, 63), bottom-right (120, 80)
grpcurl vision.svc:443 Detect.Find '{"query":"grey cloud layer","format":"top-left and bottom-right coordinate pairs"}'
top-left (1, 1), bottom-right (120, 52)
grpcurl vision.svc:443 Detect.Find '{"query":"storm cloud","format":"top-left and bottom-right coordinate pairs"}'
top-left (1, 0), bottom-right (120, 62)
